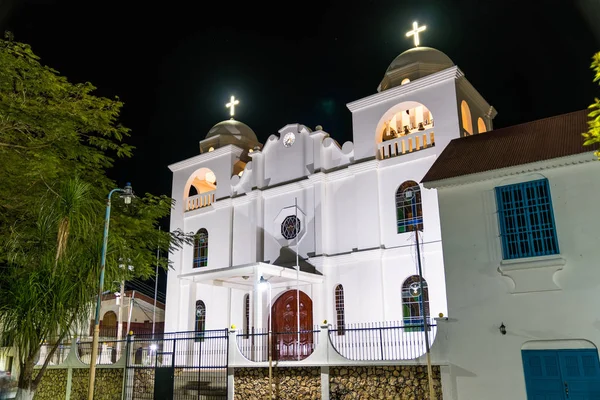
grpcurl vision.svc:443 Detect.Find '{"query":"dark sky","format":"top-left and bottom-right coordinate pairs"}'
top-left (2, 0), bottom-right (599, 296)
top-left (3, 0), bottom-right (599, 197)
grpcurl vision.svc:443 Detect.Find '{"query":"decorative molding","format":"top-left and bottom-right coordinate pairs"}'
top-left (347, 67), bottom-right (461, 112)
top-left (260, 179), bottom-right (312, 199)
top-left (378, 149), bottom-right (437, 170)
top-left (308, 242), bottom-right (442, 266)
top-left (211, 198), bottom-right (232, 210)
top-left (183, 205), bottom-right (216, 218)
top-left (347, 159), bottom-right (378, 174)
top-left (455, 76), bottom-right (495, 118)
top-left (424, 152), bottom-right (598, 189)
top-left (498, 254), bottom-right (566, 294)
top-left (168, 145), bottom-right (243, 172)
top-left (307, 172), bottom-right (327, 183)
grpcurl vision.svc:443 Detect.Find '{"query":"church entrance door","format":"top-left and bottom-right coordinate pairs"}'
top-left (271, 290), bottom-right (314, 361)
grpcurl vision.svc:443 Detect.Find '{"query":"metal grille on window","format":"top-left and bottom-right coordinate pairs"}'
top-left (193, 228), bottom-right (208, 268)
top-left (335, 284), bottom-right (345, 335)
top-left (396, 181), bottom-right (423, 233)
top-left (244, 294), bottom-right (250, 337)
top-left (281, 215), bottom-right (301, 240)
top-left (495, 179), bottom-right (559, 260)
top-left (401, 275), bottom-right (429, 332)
top-left (195, 300), bottom-right (206, 342)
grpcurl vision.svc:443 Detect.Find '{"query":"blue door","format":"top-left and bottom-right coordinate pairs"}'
top-left (522, 349), bottom-right (600, 399)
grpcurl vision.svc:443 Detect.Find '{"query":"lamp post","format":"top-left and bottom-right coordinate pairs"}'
top-left (88, 183), bottom-right (133, 400)
top-left (404, 186), bottom-right (436, 400)
top-left (258, 276), bottom-right (272, 400)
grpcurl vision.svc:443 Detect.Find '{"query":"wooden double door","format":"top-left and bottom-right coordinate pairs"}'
top-left (271, 290), bottom-right (314, 361)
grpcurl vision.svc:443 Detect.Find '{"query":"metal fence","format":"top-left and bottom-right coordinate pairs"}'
top-left (76, 339), bottom-right (127, 365)
top-left (236, 327), bottom-right (320, 362)
top-left (36, 341), bottom-right (71, 366)
top-left (328, 320), bottom-right (437, 361)
top-left (123, 329), bottom-right (228, 400)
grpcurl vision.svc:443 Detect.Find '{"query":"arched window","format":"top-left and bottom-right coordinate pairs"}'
top-left (401, 275), bottom-right (429, 331)
top-left (396, 181), bottom-right (423, 233)
top-left (401, 78), bottom-right (411, 85)
top-left (243, 294), bottom-right (250, 336)
top-left (101, 311), bottom-right (117, 337)
top-left (195, 300), bottom-right (206, 341)
top-left (334, 284), bottom-right (345, 335)
top-left (193, 228), bottom-right (208, 268)
top-left (460, 100), bottom-right (473, 135)
top-left (477, 117), bottom-right (487, 134)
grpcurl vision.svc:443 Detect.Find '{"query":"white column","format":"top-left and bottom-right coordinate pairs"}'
top-left (253, 266), bottom-right (263, 330)
top-left (321, 366), bottom-right (330, 400)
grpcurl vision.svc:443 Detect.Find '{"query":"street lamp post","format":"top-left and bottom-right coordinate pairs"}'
top-left (88, 183), bottom-right (133, 400)
top-left (258, 276), bottom-right (272, 400)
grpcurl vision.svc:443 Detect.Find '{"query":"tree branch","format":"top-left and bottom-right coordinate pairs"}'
top-left (0, 142), bottom-right (50, 150)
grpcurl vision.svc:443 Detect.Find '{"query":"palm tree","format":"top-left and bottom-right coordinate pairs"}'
top-left (0, 178), bottom-right (102, 400)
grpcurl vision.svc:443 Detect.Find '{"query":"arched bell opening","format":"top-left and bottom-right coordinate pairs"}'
top-left (375, 101), bottom-right (435, 160)
top-left (183, 167), bottom-right (217, 211)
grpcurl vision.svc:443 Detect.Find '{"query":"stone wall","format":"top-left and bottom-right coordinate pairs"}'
top-left (234, 367), bottom-right (321, 400)
top-left (33, 369), bottom-right (67, 400)
top-left (329, 366), bottom-right (442, 400)
top-left (70, 368), bottom-right (123, 400)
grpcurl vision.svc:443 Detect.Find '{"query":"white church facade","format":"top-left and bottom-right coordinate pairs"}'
top-left (164, 23), bottom-right (495, 367)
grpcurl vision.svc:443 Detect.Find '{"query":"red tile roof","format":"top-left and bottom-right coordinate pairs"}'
top-left (422, 109), bottom-right (595, 183)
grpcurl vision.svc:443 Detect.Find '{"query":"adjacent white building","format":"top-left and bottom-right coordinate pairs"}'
top-left (422, 110), bottom-right (600, 399)
top-left (164, 37), bottom-right (496, 363)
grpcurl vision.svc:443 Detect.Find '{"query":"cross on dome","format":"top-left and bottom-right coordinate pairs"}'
top-left (226, 95), bottom-right (240, 118)
top-left (406, 21), bottom-right (427, 47)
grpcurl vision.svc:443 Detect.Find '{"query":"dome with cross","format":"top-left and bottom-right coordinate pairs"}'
top-left (378, 46), bottom-right (454, 92)
top-left (199, 96), bottom-right (262, 153)
top-left (200, 119), bottom-right (260, 153)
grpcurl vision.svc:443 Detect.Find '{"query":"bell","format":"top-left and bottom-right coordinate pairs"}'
top-left (404, 126), bottom-right (410, 135)
top-left (418, 122), bottom-right (425, 131)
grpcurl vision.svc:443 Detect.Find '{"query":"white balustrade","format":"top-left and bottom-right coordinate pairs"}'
top-left (185, 190), bottom-right (216, 212)
top-left (378, 128), bottom-right (435, 160)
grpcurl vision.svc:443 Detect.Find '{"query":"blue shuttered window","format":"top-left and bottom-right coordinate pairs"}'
top-left (495, 179), bottom-right (559, 260)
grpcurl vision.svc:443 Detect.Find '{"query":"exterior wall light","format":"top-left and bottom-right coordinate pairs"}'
top-left (499, 322), bottom-right (507, 335)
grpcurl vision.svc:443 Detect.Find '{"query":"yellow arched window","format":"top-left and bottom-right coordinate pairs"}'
top-left (460, 101), bottom-right (473, 135)
top-left (477, 117), bottom-right (487, 134)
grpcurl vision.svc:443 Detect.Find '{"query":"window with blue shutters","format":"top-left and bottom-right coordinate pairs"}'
top-left (495, 178), bottom-right (559, 260)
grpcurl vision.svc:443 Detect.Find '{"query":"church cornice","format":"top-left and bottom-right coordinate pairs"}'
top-left (347, 159), bottom-right (378, 174)
top-left (168, 145), bottom-right (244, 172)
top-left (347, 66), bottom-right (462, 112)
top-left (456, 75), bottom-right (497, 119)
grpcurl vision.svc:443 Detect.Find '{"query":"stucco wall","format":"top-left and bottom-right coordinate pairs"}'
top-left (436, 162), bottom-right (600, 399)
top-left (329, 365), bottom-right (442, 400)
top-left (234, 367), bottom-right (321, 400)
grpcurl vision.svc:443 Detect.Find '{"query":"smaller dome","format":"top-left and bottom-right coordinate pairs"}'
top-left (378, 47), bottom-right (454, 92)
top-left (386, 47), bottom-right (453, 72)
top-left (200, 119), bottom-right (261, 154)
top-left (206, 119), bottom-right (258, 143)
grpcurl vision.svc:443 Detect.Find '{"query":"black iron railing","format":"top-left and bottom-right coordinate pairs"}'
top-left (123, 329), bottom-right (228, 400)
top-left (328, 320), bottom-right (437, 361)
top-left (236, 327), bottom-right (320, 362)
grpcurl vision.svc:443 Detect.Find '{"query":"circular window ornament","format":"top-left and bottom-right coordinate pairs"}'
top-left (281, 215), bottom-right (301, 240)
top-left (283, 132), bottom-right (295, 147)
top-left (408, 282), bottom-right (422, 298)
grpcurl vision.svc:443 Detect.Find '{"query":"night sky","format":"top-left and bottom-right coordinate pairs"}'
top-left (3, 0), bottom-right (599, 197)
top-left (2, 1), bottom-right (600, 295)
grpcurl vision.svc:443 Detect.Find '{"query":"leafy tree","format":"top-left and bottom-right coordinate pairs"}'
top-left (583, 52), bottom-right (600, 157)
top-left (0, 34), bottom-right (189, 399)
